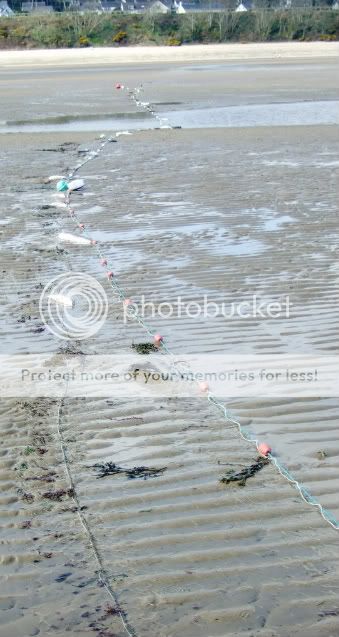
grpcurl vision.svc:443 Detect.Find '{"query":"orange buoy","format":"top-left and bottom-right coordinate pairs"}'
top-left (154, 333), bottom-right (163, 345)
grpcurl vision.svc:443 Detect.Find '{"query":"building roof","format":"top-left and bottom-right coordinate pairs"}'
top-left (235, 0), bottom-right (252, 10)
top-left (21, 1), bottom-right (54, 11)
top-left (147, 0), bottom-right (170, 11)
top-left (179, 1), bottom-right (236, 11)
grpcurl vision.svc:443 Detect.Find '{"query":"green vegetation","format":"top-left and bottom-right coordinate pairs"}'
top-left (112, 29), bottom-right (128, 43)
top-left (0, 10), bottom-right (338, 48)
top-left (23, 446), bottom-right (35, 455)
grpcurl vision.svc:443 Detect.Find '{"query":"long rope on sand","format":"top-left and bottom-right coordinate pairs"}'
top-left (42, 84), bottom-right (177, 636)
top-left (55, 387), bottom-right (137, 637)
top-left (45, 82), bottom-right (338, 634)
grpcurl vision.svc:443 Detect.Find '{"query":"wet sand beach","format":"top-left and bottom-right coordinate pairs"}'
top-left (1, 48), bottom-right (339, 636)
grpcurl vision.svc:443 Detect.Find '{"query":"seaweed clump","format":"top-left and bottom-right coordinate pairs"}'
top-left (42, 488), bottom-right (75, 501)
top-left (93, 462), bottom-right (166, 480)
top-left (220, 456), bottom-right (269, 487)
top-left (132, 342), bottom-right (158, 355)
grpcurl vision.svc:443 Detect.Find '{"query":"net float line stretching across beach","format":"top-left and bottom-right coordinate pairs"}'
top-left (64, 82), bottom-right (339, 530)
top-left (39, 80), bottom-right (339, 634)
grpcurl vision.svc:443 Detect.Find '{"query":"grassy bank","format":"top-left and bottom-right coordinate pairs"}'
top-left (0, 10), bottom-right (338, 49)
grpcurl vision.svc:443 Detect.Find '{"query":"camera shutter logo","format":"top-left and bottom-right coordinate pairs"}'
top-left (39, 272), bottom-right (108, 340)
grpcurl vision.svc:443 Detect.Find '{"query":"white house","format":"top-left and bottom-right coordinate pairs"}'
top-left (148, 0), bottom-right (170, 12)
top-left (0, 1), bottom-right (14, 15)
top-left (235, 0), bottom-right (252, 10)
top-left (174, 0), bottom-right (186, 11)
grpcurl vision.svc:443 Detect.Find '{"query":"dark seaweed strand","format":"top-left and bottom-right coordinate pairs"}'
top-left (220, 456), bottom-right (269, 485)
top-left (92, 461), bottom-right (166, 480)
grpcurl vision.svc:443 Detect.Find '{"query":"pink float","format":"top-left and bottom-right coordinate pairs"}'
top-left (257, 443), bottom-right (272, 457)
top-left (199, 381), bottom-right (209, 393)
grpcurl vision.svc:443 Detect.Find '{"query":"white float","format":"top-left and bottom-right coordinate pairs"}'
top-left (49, 293), bottom-right (73, 308)
top-left (47, 175), bottom-right (66, 182)
top-left (68, 179), bottom-right (85, 192)
top-left (58, 232), bottom-right (92, 246)
top-left (53, 201), bottom-right (68, 209)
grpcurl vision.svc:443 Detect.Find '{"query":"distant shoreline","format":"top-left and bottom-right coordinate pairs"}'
top-left (1, 42), bottom-right (339, 68)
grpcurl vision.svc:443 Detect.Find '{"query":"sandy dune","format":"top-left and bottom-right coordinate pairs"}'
top-left (0, 41), bottom-right (339, 68)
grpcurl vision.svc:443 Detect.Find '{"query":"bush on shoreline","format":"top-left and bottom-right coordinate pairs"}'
top-left (0, 10), bottom-right (338, 49)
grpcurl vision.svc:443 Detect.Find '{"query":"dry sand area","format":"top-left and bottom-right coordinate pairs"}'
top-left (0, 45), bottom-right (339, 636)
top-left (0, 41), bottom-right (339, 68)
